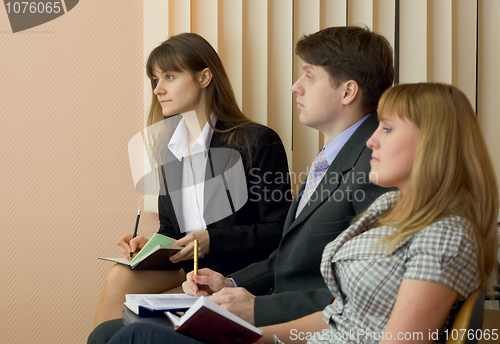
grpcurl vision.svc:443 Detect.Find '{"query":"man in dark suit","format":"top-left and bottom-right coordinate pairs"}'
top-left (180, 26), bottom-right (395, 327)
top-left (104, 26), bottom-right (395, 344)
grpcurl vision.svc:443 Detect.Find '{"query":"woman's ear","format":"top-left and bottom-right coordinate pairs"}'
top-left (199, 68), bottom-right (212, 89)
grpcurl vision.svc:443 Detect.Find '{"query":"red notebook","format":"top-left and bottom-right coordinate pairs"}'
top-left (166, 297), bottom-right (262, 344)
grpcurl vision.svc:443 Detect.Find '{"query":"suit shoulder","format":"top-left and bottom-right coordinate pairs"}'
top-left (241, 123), bottom-right (283, 145)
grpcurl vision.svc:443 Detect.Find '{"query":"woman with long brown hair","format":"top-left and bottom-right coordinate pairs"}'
top-left (90, 32), bottom-right (291, 340)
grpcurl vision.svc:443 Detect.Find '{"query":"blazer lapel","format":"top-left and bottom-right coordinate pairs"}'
top-left (160, 137), bottom-right (184, 235)
top-left (283, 183), bottom-right (304, 231)
top-left (203, 123), bottom-right (228, 194)
top-left (208, 120), bottom-right (228, 148)
top-left (202, 123), bottom-right (237, 224)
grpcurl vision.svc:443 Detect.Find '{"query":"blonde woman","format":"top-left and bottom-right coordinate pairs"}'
top-left (256, 82), bottom-right (498, 344)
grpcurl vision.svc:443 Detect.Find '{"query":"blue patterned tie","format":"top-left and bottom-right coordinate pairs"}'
top-left (295, 149), bottom-right (329, 218)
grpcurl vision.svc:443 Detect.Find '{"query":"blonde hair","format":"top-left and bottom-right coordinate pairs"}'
top-left (375, 83), bottom-right (498, 289)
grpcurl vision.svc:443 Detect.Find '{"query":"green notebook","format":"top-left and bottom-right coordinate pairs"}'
top-left (99, 233), bottom-right (183, 270)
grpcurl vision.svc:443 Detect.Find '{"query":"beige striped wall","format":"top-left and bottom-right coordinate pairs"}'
top-left (1, 1), bottom-right (499, 344)
top-left (0, 2), bottom-right (146, 344)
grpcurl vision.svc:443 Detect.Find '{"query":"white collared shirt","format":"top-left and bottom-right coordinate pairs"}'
top-left (168, 114), bottom-right (216, 233)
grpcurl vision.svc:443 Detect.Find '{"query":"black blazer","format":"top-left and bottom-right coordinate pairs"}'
top-left (157, 121), bottom-right (291, 276)
top-left (231, 113), bottom-right (393, 326)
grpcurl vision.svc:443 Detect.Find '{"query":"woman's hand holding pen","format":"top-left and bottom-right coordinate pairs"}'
top-left (116, 234), bottom-right (148, 260)
top-left (169, 229), bottom-right (210, 263)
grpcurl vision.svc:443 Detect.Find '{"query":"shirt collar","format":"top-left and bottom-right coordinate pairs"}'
top-left (168, 114), bottom-right (217, 161)
top-left (323, 113), bottom-right (370, 165)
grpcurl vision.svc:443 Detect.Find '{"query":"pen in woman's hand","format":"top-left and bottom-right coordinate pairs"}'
top-left (130, 196), bottom-right (144, 260)
top-left (130, 208), bottom-right (141, 260)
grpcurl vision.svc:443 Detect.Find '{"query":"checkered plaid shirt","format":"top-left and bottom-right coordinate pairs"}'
top-left (304, 191), bottom-right (481, 344)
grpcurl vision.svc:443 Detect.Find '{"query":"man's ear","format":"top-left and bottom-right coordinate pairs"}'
top-left (199, 68), bottom-right (212, 89)
top-left (342, 80), bottom-right (359, 105)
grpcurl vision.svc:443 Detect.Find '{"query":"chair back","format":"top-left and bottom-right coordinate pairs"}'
top-left (445, 288), bottom-right (485, 344)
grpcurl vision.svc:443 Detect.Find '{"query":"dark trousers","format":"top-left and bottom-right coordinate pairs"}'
top-left (88, 319), bottom-right (125, 344)
top-left (107, 323), bottom-right (205, 344)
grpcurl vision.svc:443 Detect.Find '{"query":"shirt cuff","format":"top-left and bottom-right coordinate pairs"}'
top-left (227, 277), bottom-right (238, 287)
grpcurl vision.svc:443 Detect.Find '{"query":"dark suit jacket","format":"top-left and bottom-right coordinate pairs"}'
top-left (157, 121), bottom-right (291, 276)
top-left (231, 113), bottom-right (392, 326)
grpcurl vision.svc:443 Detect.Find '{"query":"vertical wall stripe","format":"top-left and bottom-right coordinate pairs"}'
top-left (475, 0), bottom-right (479, 114)
top-left (348, 0), bottom-right (374, 28)
top-left (346, 0), bottom-right (349, 24)
top-left (242, 0), bottom-right (268, 125)
top-left (399, 0), bottom-right (427, 83)
top-left (373, 0), bottom-right (396, 52)
top-left (320, 0), bottom-right (348, 28)
top-left (168, 0), bottom-right (191, 35)
top-left (452, 0), bottom-right (478, 109)
top-left (144, 0), bottom-right (170, 122)
top-left (428, 0), bottom-right (452, 83)
top-left (191, 0), bottom-right (219, 49)
top-left (267, 0), bottom-right (294, 172)
top-left (477, 0), bottom-right (500, 184)
top-left (394, 0), bottom-right (400, 84)
top-left (218, 0), bottom-right (243, 109)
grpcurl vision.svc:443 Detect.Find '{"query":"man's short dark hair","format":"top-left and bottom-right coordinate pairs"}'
top-left (295, 26), bottom-right (394, 114)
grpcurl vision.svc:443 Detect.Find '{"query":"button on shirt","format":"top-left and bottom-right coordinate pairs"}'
top-left (168, 114), bottom-right (216, 234)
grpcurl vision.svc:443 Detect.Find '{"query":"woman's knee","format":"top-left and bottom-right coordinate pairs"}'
top-left (104, 265), bottom-right (186, 293)
top-left (105, 264), bottom-right (136, 288)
